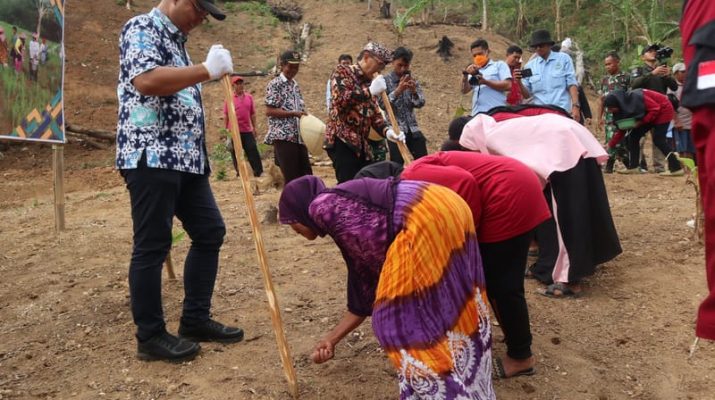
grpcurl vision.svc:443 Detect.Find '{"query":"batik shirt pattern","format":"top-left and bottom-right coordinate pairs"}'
top-left (264, 74), bottom-right (305, 145)
top-left (116, 8), bottom-right (207, 174)
top-left (326, 64), bottom-right (388, 159)
top-left (380, 71), bottom-right (426, 135)
top-left (599, 72), bottom-right (630, 141)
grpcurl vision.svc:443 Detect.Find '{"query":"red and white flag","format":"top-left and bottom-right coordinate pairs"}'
top-left (697, 60), bottom-right (715, 90)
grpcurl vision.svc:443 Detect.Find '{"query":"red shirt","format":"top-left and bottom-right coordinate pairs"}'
top-left (506, 66), bottom-right (522, 106)
top-left (682, 0), bottom-right (715, 65)
top-left (223, 93), bottom-right (255, 133)
top-left (402, 151), bottom-right (551, 243)
top-left (642, 89), bottom-right (674, 126)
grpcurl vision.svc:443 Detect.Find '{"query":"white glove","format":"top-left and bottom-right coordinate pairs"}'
top-left (203, 44), bottom-right (233, 80)
top-left (386, 128), bottom-right (405, 143)
top-left (369, 74), bottom-right (387, 96)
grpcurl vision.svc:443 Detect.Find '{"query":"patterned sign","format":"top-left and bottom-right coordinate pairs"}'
top-left (0, 0), bottom-right (64, 143)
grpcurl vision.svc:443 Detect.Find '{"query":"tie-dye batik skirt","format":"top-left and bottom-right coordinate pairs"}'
top-left (372, 181), bottom-right (496, 400)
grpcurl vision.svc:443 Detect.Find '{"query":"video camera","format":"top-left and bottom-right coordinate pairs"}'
top-left (655, 46), bottom-right (674, 65)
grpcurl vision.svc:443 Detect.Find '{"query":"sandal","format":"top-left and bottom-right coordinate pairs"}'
top-left (541, 282), bottom-right (581, 299)
top-left (493, 357), bottom-right (535, 379)
top-left (524, 264), bottom-right (536, 280)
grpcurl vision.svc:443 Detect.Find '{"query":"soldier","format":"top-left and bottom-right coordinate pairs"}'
top-left (598, 51), bottom-right (631, 173)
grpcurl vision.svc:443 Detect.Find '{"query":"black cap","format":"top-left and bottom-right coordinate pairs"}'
top-left (280, 50), bottom-right (302, 65)
top-left (641, 44), bottom-right (659, 55)
top-left (198, 0), bottom-right (226, 21)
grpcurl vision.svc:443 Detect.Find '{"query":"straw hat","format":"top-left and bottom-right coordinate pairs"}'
top-left (299, 114), bottom-right (326, 156)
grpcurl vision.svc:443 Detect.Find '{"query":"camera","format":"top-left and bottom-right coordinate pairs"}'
top-left (655, 46), bottom-right (673, 65)
top-left (468, 73), bottom-right (483, 86)
top-left (520, 68), bottom-right (533, 78)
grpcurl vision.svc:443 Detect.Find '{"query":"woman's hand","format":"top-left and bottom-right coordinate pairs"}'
top-left (310, 339), bottom-right (335, 363)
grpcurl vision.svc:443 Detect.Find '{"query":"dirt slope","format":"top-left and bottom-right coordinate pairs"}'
top-left (1, 1), bottom-right (714, 400)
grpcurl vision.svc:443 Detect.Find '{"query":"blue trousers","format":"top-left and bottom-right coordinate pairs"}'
top-left (122, 161), bottom-right (226, 341)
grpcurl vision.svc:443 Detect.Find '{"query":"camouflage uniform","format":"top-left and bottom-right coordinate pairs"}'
top-left (600, 72), bottom-right (631, 171)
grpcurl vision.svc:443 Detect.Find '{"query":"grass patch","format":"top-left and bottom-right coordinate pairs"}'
top-left (237, 1), bottom-right (279, 28)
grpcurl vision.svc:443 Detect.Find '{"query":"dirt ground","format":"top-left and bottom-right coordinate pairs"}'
top-left (1, 1), bottom-right (714, 399)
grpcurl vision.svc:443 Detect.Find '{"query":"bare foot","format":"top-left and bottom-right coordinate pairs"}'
top-left (500, 355), bottom-right (535, 378)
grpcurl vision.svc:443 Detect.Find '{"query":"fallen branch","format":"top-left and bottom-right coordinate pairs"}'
top-left (267, 0), bottom-right (303, 22)
top-left (65, 123), bottom-right (116, 142)
top-left (66, 131), bottom-right (109, 149)
top-left (232, 71), bottom-right (269, 77)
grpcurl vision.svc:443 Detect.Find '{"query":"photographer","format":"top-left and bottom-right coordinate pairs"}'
top-left (631, 44), bottom-right (678, 173)
top-left (460, 39), bottom-right (512, 116)
top-left (381, 46), bottom-right (427, 165)
top-left (632, 44), bottom-right (678, 94)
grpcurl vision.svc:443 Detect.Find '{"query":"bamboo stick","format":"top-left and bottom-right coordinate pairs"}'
top-left (379, 92), bottom-right (413, 165)
top-left (221, 75), bottom-right (298, 399)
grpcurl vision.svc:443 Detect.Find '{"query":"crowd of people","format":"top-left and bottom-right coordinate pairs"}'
top-left (0, 25), bottom-right (50, 81)
top-left (114, 0), bottom-right (714, 398)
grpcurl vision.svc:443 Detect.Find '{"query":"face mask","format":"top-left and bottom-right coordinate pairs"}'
top-left (473, 54), bottom-right (489, 68)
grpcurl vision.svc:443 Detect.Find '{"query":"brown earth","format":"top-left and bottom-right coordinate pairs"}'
top-left (1, 1), bottom-right (714, 399)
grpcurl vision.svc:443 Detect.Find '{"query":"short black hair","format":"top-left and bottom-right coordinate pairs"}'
top-left (448, 116), bottom-right (471, 141)
top-left (507, 45), bottom-right (523, 55)
top-left (470, 39), bottom-right (489, 50)
top-left (440, 140), bottom-right (463, 151)
top-left (338, 54), bottom-right (353, 63)
top-left (551, 44), bottom-right (561, 52)
top-left (605, 51), bottom-right (621, 61)
top-left (393, 47), bottom-right (413, 63)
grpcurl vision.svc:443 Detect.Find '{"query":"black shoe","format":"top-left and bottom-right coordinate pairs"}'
top-left (179, 319), bottom-right (244, 343)
top-left (137, 331), bottom-right (200, 362)
top-left (604, 158), bottom-right (615, 174)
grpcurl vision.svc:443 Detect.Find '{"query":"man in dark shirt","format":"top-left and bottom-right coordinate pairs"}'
top-left (631, 44), bottom-right (678, 172)
top-left (632, 44), bottom-right (678, 94)
top-left (381, 46), bottom-right (427, 165)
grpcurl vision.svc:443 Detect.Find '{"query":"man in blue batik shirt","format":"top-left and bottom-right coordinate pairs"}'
top-left (116, 0), bottom-right (243, 362)
top-left (460, 39), bottom-right (512, 116)
top-left (520, 29), bottom-right (580, 120)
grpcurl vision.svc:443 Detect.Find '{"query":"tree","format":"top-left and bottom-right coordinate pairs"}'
top-left (481, 0), bottom-right (488, 30)
top-left (554, 0), bottom-right (565, 40)
top-left (514, 0), bottom-right (528, 39)
top-left (32, 0), bottom-right (51, 39)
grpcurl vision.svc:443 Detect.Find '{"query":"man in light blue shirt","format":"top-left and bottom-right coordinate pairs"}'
top-left (520, 29), bottom-right (580, 119)
top-left (460, 39), bottom-right (512, 116)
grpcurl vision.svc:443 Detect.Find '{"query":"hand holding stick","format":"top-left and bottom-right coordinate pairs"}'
top-left (379, 92), bottom-right (412, 165)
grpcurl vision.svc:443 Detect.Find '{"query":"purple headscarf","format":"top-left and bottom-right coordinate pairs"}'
top-left (279, 175), bottom-right (326, 234)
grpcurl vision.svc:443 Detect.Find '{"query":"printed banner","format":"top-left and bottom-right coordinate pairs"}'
top-left (0, 0), bottom-right (64, 143)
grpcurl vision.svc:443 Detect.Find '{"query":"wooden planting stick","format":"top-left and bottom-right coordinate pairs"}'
top-left (221, 75), bottom-right (299, 399)
top-left (379, 92), bottom-right (413, 165)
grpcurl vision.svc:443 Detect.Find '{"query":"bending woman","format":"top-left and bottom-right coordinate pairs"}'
top-left (459, 113), bottom-right (622, 298)
top-left (279, 175), bottom-right (495, 399)
top-left (358, 151), bottom-right (550, 379)
top-left (604, 88), bottom-right (683, 176)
